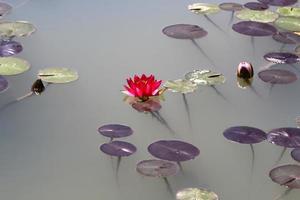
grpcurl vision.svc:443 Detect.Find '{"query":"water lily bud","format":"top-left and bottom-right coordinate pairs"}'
top-left (31, 79), bottom-right (45, 95)
top-left (237, 62), bottom-right (254, 80)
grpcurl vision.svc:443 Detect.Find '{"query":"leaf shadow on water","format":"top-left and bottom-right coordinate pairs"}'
top-left (163, 177), bottom-right (174, 197)
top-left (203, 14), bottom-right (227, 35)
top-left (182, 94), bottom-right (192, 131)
top-left (251, 36), bottom-right (255, 56)
top-left (273, 188), bottom-right (293, 200)
top-left (210, 85), bottom-right (229, 102)
top-left (274, 147), bottom-right (287, 166)
top-left (190, 39), bottom-right (216, 68)
top-left (150, 111), bottom-right (175, 135)
top-left (228, 11), bottom-right (235, 25)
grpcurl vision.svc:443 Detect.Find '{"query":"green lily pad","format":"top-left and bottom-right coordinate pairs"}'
top-left (235, 9), bottom-right (279, 23)
top-left (164, 79), bottom-right (198, 94)
top-left (176, 188), bottom-right (219, 200)
top-left (275, 17), bottom-right (300, 32)
top-left (0, 21), bottom-right (36, 38)
top-left (188, 3), bottom-right (221, 15)
top-left (277, 7), bottom-right (300, 18)
top-left (38, 67), bottom-right (78, 83)
top-left (0, 57), bottom-right (30, 75)
top-left (185, 70), bottom-right (226, 86)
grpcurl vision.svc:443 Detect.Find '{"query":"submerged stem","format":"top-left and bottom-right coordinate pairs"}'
top-left (229, 11), bottom-right (234, 25)
top-left (273, 188), bottom-right (293, 200)
top-left (203, 14), bottom-right (227, 35)
top-left (163, 177), bottom-right (173, 196)
top-left (182, 94), bottom-right (192, 130)
top-left (190, 39), bottom-right (216, 68)
top-left (275, 147), bottom-right (287, 165)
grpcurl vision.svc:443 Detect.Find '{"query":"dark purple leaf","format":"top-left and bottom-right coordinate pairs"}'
top-left (258, 0), bottom-right (297, 6)
top-left (219, 2), bottom-right (243, 11)
top-left (223, 126), bottom-right (267, 144)
top-left (267, 127), bottom-right (300, 148)
top-left (264, 52), bottom-right (300, 64)
top-left (244, 2), bottom-right (269, 10)
top-left (0, 41), bottom-right (22, 57)
top-left (136, 159), bottom-right (179, 177)
top-left (98, 124), bottom-right (133, 138)
top-left (162, 24), bottom-right (208, 39)
top-left (258, 69), bottom-right (297, 84)
top-left (232, 21), bottom-right (277, 36)
top-left (100, 141), bottom-right (136, 157)
top-left (272, 32), bottom-right (300, 44)
top-left (269, 164), bottom-right (300, 188)
top-left (148, 140), bottom-right (200, 162)
top-left (0, 75), bottom-right (8, 93)
top-left (291, 148), bottom-right (300, 162)
top-left (0, 2), bottom-right (12, 17)
top-left (131, 99), bottom-right (161, 112)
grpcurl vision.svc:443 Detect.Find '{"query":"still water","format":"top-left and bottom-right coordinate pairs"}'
top-left (1, 0), bottom-right (300, 199)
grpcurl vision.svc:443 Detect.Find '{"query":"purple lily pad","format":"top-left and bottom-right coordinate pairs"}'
top-left (244, 2), bottom-right (269, 10)
top-left (136, 159), bottom-right (179, 177)
top-left (148, 140), bottom-right (200, 162)
top-left (258, 69), bottom-right (297, 84)
top-left (264, 52), bottom-right (300, 64)
top-left (219, 2), bottom-right (243, 11)
top-left (0, 40), bottom-right (23, 57)
top-left (291, 148), bottom-right (300, 162)
top-left (258, 0), bottom-right (297, 6)
top-left (272, 32), bottom-right (300, 44)
top-left (0, 2), bottom-right (12, 17)
top-left (267, 128), bottom-right (300, 148)
top-left (0, 75), bottom-right (8, 93)
top-left (100, 141), bottom-right (136, 157)
top-left (232, 21), bottom-right (277, 36)
top-left (269, 164), bottom-right (300, 188)
top-left (223, 126), bottom-right (267, 144)
top-left (162, 24), bottom-right (208, 39)
top-left (98, 124), bottom-right (133, 139)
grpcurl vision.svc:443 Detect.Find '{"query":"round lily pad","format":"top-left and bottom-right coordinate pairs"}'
top-left (164, 79), bottom-right (198, 94)
top-left (136, 159), bottom-right (179, 177)
top-left (0, 21), bottom-right (36, 38)
top-left (275, 17), bottom-right (300, 32)
top-left (235, 9), bottom-right (279, 23)
top-left (176, 188), bottom-right (219, 200)
top-left (258, 69), bottom-right (297, 84)
top-left (269, 164), bottom-right (300, 188)
top-left (219, 3), bottom-right (243, 11)
top-left (258, 0), bottom-right (297, 6)
top-left (162, 24), bottom-right (208, 39)
top-left (295, 45), bottom-right (300, 55)
top-left (0, 40), bottom-right (22, 57)
top-left (38, 67), bottom-right (78, 83)
top-left (223, 126), bottom-right (267, 144)
top-left (272, 32), bottom-right (300, 44)
top-left (0, 2), bottom-right (12, 17)
top-left (0, 57), bottom-right (30, 75)
top-left (188, 3), bottom-right (221, 15)
top-left (291, 148), bottom-right (300, 162)
top-left (232, 21), bottom-right (277, 36)
top-left (277, 7), bottom-right (300, 17)
top-left (244, 2), bottom-right (269, 10)
top-left (98, 124), bottom-right (133, 139)
top-left (100, 141), bottom-right (137, 157)
top-left (148, 140), bottom-right (200, 162)
top-left (131, 99), bottom-right (162, 112)
top-left (185, 70), bottom-right (226, 86)
top-left (0, 75), bottom-right (8, 93)
top-left (264, 52), bottom-right (300, 64)
top-left (267, 127), bottom-right (300, 148)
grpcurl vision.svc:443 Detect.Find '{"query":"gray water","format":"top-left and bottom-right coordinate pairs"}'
top-left (0, 0), bottom-right (300, 199)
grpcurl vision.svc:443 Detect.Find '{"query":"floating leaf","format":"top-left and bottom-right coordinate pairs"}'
top-left (258, 69), bottom-right (297, 84)
top-left (0, 75), bottom-right (8, 93)
top-left (232, 21), bottom-right (277, 36)
top-left (264, 52), bottom-right (300, 64)
top-left (0, 57), bottom-right (30, 75)
top-left (136, 159), bottom-right (179, 177)
top-left (295, 45), bottom-right (300, 55)
top-left (148, 140), bottom-right (200, 162)
top-left (291, 148), bottom-right (300, 162)
top-left (131, 99), bottom-right (162, 113)
top-left (223, 126), bottom-right (267, 144)
top-left (38, 67), bottom-right (78, 83)
top-left (188, 3), bottom-right (221, 15)
top-left (267, 127), bottom-right (300, 148)
top-left (277, 7), bottom-right (300, 17)
top-left (176, 188), bottom-right (219, 200)
top-left (272, 32), bottom-right (300, 44)
top-left (258, 0), bottom-right (297, 6)
top-left (269, 164), bottom-right (300, 188)
top-left (275, 17), bottom-right (300, 32)
top-left (0, 21), bottom-right (36, 38)
top-left (162, 24), bottom-right (208, 39)
top-left (0, 2), bottom-right (12, 17)
top-left (164, 79), bottom-right (198, 94)
top-left (244, 2), bottom-right (269, 10)
top-left (185, 70), bottom-right (225, 86)
top-left (100, 141), bottom-right (136, 157)
top-left (219, 2), bottom-right (243, 11)
top-left (235, 9), bottom-right (279, 23)
top-left (98, 124), bottom-right (133, 139)
top-left (0, 40), bottom-right (22, 57)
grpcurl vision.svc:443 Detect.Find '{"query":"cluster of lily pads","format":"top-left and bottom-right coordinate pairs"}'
top-left (0, 3), bottom-right (78, 105)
